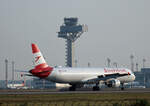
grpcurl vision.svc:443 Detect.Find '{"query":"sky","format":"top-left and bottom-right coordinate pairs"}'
top-left (0, 0), bottom-right (150, 80)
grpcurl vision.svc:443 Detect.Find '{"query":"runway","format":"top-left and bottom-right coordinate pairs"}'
top-left (0, 88), bottom-right (150, 95)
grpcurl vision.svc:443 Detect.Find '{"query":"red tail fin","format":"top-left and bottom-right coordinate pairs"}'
top-left (31, 43), bottom-right (49, 69)
top-left (30, 43), bottom-right (53, 78)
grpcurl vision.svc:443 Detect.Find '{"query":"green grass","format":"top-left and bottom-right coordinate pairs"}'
top-left (0, 93), bottom-right (150, 106)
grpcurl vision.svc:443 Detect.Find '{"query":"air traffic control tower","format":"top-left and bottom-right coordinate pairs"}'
top-left (58, 17), bottom-right (87, 67)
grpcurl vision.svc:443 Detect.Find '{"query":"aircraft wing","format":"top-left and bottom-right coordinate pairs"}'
top-left (82, 73), bottom-right (129, 84)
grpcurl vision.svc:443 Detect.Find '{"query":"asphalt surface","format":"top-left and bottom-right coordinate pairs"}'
top-left (0, 88), bottom-right (150, 95)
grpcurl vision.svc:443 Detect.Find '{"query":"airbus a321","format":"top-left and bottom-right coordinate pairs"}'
top-left (26, 43), bottom-right (135, 91)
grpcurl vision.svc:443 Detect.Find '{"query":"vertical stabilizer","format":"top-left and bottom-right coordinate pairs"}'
top-left (31, 43), bottom-right (48, 69)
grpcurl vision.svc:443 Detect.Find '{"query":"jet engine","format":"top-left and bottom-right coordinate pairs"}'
top-left (106, 79), bottom-right (120, 88)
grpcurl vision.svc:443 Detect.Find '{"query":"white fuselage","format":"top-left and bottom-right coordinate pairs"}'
top-left (46, 67), bottom-right (135, 84)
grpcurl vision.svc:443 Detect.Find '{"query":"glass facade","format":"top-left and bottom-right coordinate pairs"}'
top-left (134, 68), bottom-right (150, 88)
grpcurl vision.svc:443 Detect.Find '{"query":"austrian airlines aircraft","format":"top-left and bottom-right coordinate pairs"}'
top-left (28, 43), bottom-right (135, 91)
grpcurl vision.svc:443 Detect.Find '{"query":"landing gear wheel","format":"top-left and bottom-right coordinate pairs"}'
top-left (121, 83), bottom-right (124, 90)
top-left (121, 87), bottom-right (124, 90)
top-left (93, 86), bottom-right (100, 91)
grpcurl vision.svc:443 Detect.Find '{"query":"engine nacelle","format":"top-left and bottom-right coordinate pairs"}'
top-left (106, 79), bottom-right (120, 88)
top-left (55, 83), bottom-right (71, 89)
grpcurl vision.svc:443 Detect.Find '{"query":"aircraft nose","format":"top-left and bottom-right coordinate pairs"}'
top-left (132, 74), bottom-right (136, 81)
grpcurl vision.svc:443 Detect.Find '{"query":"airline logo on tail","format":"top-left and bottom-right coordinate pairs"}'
top-left (35, 56), bottom-right (41, 62)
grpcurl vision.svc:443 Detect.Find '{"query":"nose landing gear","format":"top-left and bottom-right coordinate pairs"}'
top-left (121, 83), bottom-right (124, 90)
top-left (93, 83), bottom-right (100, 91)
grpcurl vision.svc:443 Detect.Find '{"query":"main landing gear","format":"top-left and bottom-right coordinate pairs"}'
top-left (121, 83), bottom-right (124, 90)
top-left (69, 84), bottom-right (76, 91)
top-left (93, 83), bottom-right (100, 91)
top-left (69, 83), bottom-right (100, 91)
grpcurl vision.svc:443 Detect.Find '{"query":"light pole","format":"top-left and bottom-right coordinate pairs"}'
top-left (130, 54), bottom-right (134, 72)
top-left (12, 61), bottom-right (15, 88)
top-left (5, 59), bottom-right (8, 89)
top-left (143, 58), bottom-right (146, 68)
top-left (107, 58), bottom-right (111, 67)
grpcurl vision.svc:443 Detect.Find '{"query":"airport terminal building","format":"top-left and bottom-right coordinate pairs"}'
top-left (134, 68), bottom-right (150, 88)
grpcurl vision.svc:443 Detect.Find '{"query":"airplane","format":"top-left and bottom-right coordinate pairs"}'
top-left (7, 81), bottom-right (28, 89)
top-left (26, 43), bottom-right (135, 91)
